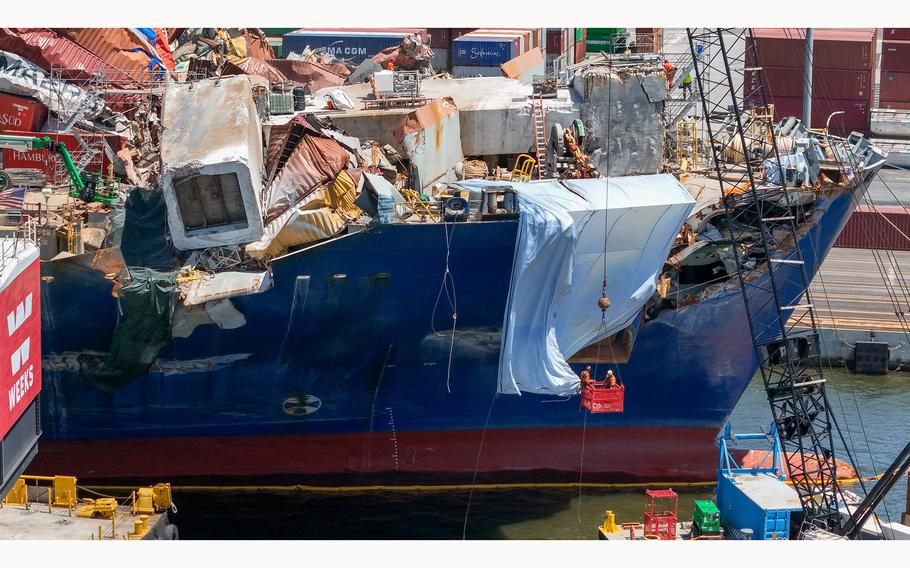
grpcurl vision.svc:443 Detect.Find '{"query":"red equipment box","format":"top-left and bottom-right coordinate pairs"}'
top-left (581, 384), bottom-right (624, 413)
top-left (643, 489), bottom-right (678, 540)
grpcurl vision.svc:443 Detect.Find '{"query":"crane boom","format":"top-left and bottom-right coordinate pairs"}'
top-left (686, 27), bottom-right (910, 540)
top-left (685, 27), bottom-right (847, 534)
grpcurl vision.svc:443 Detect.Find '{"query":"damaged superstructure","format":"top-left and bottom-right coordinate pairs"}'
top-left (0, 30), bottom-right (886, 486)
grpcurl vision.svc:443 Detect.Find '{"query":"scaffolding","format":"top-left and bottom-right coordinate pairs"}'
top-left (46, 66), bottom-right (168, 189)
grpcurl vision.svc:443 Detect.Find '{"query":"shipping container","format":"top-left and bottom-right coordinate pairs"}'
top-left (882, 40), bottom-right (910, 73)
top-left (0, 92), bottom-right (47, 133)
top-left (452, 65), bottom-right (504, 79)
top-left (575, 40), bottom-right (586, 64)
top-left (747, 67), bottom-right (872, 100)
top-left (717, 474), bottom-right (798, 540)
top-left (585, 27), bottom-right (625, 54)
top-left (0, 130), bottom-right (120, 183)
top-left (750, 28), bottom-right (875, 70)
top-left (879, 100), bottom-right (910, 110)
top-left (835, 206), bottom-right (910, 251)
top-left (477, 28), bottom-right (542, 50)
top-left (883, 28), bottom-right (910, 41)
top-left (452, 35), bottom-right (519, 66)
top-left (767, 95), bottom-right (870, 132)
top-left (465, 30), bottom-right (528, 55)
top-left (282, 29), bottom-right (426, 65)
top-left (880, 71), bottom-right (910, 102)
top-left (546, 29), bottom-right (563, 55)
top-left (427, 28), bottom-right (450, 49)
top-left (431, 48), bottom-right (449, 72)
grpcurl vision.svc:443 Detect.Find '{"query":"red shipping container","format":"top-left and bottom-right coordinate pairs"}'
top-left (768, 95), bottom-right (869, 132)
top-left (883, 28), bottom-right (910, 41)
top-left (814, 68), bottom-right (873, 101)
top-left (880, 71), bottom-right (910, 102)
top-left (747, 67), bottom-right (805, 97)
top-left (546, 30), bottom-right (563, 55)
top-left (835, 206), bottom-right (910, 251)
top-left (0, 93), bottom-right (47, 133)
top-left (881, 40), bottom-right (910, 73)
top-left (750, 28), bottom-right (875, 70)
top-left (426, 28), bottom-right (450, 49)
top-left (575, 40), bottom-right (586, 64)
top-left (747, 67), bottom-right (871, 101)
top-left (1, 130), bottom-right (121, 183)
top-left (879, 100), bottom-right (910, 110)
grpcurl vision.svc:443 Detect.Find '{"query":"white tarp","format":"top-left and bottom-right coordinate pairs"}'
top-left (461, 174), bottom-right (695, 396)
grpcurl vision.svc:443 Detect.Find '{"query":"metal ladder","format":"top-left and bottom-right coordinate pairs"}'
top-left (687, 28), bottom-right (849, 534)
top-left (531, 94), bottom-right (547, 178)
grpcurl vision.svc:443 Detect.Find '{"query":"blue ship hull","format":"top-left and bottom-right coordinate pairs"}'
top-left (29, 177), bottom-right (869, 484)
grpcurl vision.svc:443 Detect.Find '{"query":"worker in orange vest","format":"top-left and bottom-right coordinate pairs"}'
top-left (580, 366), bottom-right (593, 387)
top-left (604, 370), bottom-right (617, 389)
top-left (663, 58), bottom-right (677, 89)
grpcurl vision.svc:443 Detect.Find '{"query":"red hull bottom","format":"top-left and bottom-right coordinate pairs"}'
top-left (28, 426), bottom-right (722, 485)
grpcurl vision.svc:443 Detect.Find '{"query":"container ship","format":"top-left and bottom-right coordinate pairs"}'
top-left (0, 28), bottom-right (885, 485)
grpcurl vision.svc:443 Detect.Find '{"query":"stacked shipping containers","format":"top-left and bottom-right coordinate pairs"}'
top-left (879, 29), bottom-right (910, 110)
top-left (281, 29), bottom-right (428, 65)
top-left (426, 28), bottom-right (476, 72)
top-left (748, 28), bottom-right (876, 136)
top-left (0, 92), bottom-right (49, 178)
top-left (451, 29), bottom-right (542, 78)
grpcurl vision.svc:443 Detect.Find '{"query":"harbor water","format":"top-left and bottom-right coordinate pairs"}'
top-left (162, 369), bottom-right (910, 539)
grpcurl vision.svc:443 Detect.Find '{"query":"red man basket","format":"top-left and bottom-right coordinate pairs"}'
top-left (580, 383), bottom-right (624, 414)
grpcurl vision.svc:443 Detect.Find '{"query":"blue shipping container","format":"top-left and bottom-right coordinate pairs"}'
top-left (282, 32), bottom-right (407, 65)
top-left (452, 37), bottom-right (516, 66)
top-left (452, 65), bottom-right (504, 79)
top-left (716, 473), bottom-right (801, 540)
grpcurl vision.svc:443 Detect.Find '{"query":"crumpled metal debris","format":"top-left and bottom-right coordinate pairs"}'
top-left (0, 49), bottom-right (131, 136)
top-left (371, 34), bottom-right (434, 71)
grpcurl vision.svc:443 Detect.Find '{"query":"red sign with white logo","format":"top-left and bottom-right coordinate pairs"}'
top-left (1, 258), bottom-right (41, 436)
top-left (0, 92), bottom-right (48, 133)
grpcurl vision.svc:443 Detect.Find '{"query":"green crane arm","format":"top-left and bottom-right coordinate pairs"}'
top-left (0, 134), bottom-right (85, 191)
top-left (31, 136), bottom-right (86, 192)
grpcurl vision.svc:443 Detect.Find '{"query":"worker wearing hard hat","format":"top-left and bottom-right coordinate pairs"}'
top-left (580, 366), bottom-right (594, 387)
top-left (604, 370), bottom-right (617, 389)
top-left (663, 58), bottom-right (677, 89)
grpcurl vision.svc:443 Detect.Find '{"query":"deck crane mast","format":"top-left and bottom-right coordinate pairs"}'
top-left (686, 27), bottom-right (910, 539)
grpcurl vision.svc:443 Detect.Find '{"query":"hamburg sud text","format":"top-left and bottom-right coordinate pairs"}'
top-left (2, 258), bottom-right (40, 434)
